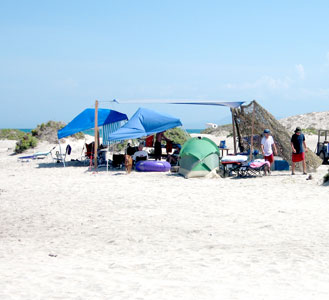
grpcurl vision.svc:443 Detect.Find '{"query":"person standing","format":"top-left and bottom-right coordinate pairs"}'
top-left (154, 131), bottom-right (171, 160)
top-left (261, 129), bottom-right (278, 167)
top-left (291, 127), bottom-right (308, 175)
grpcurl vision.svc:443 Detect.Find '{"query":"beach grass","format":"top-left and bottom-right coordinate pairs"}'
top-left (0, 129), bottom-right (26, 140)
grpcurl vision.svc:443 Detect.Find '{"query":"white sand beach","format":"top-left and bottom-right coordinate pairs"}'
top-left (2, 0), bottom-right (329, 298)
top-left (0, 136), bottom-right (328, 300)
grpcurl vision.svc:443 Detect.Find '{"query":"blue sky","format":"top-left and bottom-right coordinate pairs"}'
top-left (1, 0), bottom-right (329, 128)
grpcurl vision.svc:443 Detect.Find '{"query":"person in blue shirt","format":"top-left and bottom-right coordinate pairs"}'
top-left (291, 127), bottom-right (308, 175)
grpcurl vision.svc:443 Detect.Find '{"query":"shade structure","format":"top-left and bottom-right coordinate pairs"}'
top-left (170, 100), bottom-right (245, 154)
top-left (57, 108), bottom-right (128, 139)
top-left (170, 101), bottom-right (244, 109)
top-left (108, 107), bottom-right (182, 141)
top-left (179, 137), bottom-right (220, 178)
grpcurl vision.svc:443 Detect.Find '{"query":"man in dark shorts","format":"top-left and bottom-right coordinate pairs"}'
top-left (291, 127), bottom-right (308, 175)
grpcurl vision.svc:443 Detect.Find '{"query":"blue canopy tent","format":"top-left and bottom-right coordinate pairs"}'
top-left (57, 108), bottom-right (128, 166)
top-left (168, 101), bottom-right (245, 154)
top-left (58, 108), bottom-right (128, 139)
top-left (108, 107), bottom-right (182, 141)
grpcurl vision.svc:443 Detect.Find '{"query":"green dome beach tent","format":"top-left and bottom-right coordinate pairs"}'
top-left (179, 137), bottom-right (220, 178)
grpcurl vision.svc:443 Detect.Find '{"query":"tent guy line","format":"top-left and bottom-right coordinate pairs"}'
top-left (104, 99), bottom-right (245, 106)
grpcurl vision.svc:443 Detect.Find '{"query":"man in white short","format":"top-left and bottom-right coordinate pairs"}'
top-left (132, 142), bottom-right (148, 161)
top-left (261, 129), bottom-right (277, 167)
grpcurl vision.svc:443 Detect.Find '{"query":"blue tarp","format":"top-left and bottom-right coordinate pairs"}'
top-left (108, 107), bottom-right (182, 141)
top-left (58, 108), bottom-right (128, 139)
top-left (170, 101), bottom-right (244, 108)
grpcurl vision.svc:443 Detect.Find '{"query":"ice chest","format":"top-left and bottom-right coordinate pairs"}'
top-left (273, 159), bottom-right (289, 171)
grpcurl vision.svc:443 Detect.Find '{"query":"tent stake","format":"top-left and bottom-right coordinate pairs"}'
top-left (94, 100), bottom-right (99, 170)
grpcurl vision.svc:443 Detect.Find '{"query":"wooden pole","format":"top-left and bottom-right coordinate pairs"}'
top-left (94, 100), bottom-right (99, 170)
top-left (231, 108), bottom-right (237, 155)
top-left (250, 100), bottom-right (256, 161)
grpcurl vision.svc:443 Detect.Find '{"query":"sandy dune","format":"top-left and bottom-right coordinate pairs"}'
top-left (0, 137), bottom-right (328, 300)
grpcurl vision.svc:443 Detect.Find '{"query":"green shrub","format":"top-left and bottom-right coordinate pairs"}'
top-left (0, 129), bottom-right (26, 140)
top-left (165, 128), bottom-right (190, 145)
top-left (72, 131), bottom-right (85, 139)
top-left (112, 139), bottom-right (139, 153)
top-left (15, 134), bottom-right (38, 153)
top-left (32, 120), bottom-right (84, 143)
top-left (113, 142), bottom-right (126, 152)
top-left (302, 127), bottom-right (318, 135)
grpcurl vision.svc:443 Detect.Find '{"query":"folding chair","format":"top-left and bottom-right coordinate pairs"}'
top-left (220, 155), bottom-right (248, 177)
top-left (135, 156), bottom-right (147, 163)
top-left (221, 161), bottom-right (243, 177)
top-left (235, 161), bottom-right (270, 178)
top-left (54, 145), bottom-right (71, 163)
top-left (111, 154), bottom-right (125, 169)
top-left (18, 146), bottom-right (56, 161)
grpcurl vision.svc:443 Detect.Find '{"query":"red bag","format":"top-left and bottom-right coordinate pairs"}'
top-left (166, 140), bottom-right (173, 153)
top-left (145, 135), bottom-right (154, 147)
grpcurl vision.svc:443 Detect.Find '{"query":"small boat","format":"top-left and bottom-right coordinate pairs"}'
top-left (205, 123), bottom-right (218, 129)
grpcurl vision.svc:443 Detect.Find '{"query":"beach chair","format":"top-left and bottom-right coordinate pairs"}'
top-left (234, 160), bottom-right (270, 178)
top-left (54, 145), bottom-right (71, 163)
top-left (221, 161), bottom-right (242, 177)
top-left (135, 155), bottom-right (147, 163)
top-left (81, 142), bottom-right (95, 165)
top-left (220, 155), bottom-right (248, 177)
top-left (84, 142), bottom-right (94, 159)
top-left (19, 146), bottom-right (56, 161)
top-left (111, 154), bottom-right (125, 169)
top-left (167, 145), bottom-right (181, 167)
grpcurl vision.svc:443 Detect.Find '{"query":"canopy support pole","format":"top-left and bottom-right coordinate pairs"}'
top-left (231, 108), bottom-right (237, 155)
top-left (107, 149), bottom-right (109, 172)
top-left (250, 100), bottom-right (256, 161)
top-left (94, 100), bottom-right (99, 170)
top-left (58, 139), bottom-right (65, 167)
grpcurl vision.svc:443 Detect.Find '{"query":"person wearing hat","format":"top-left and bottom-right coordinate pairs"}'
top-left (261, 129), bottom-right (277, 167)
top-left (291, 127), bottom-right (308, 175)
